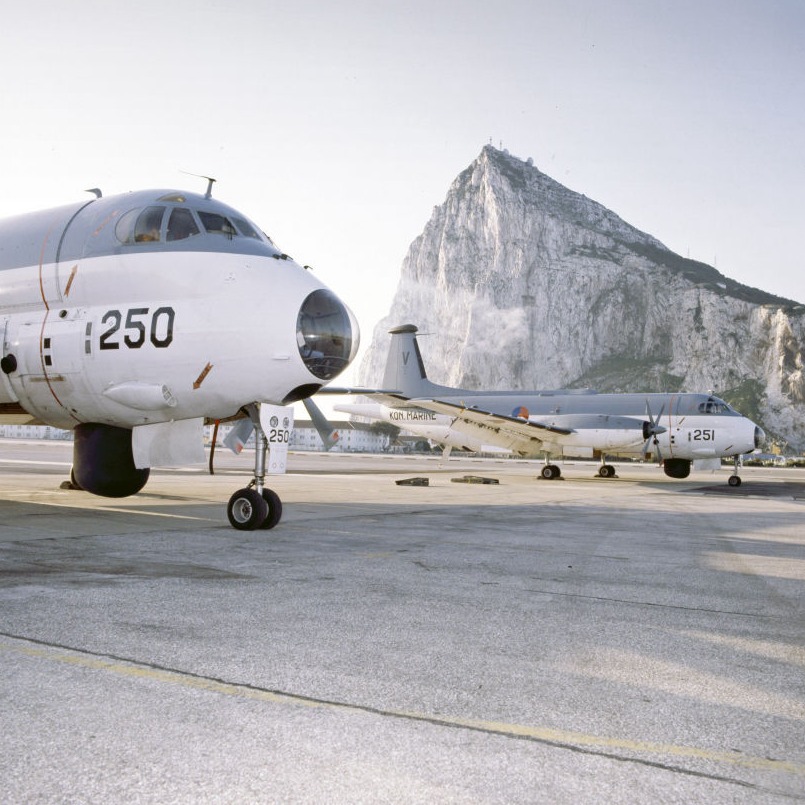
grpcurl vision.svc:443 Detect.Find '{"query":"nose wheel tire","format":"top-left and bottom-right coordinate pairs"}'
top-left (728, 475), bottom-right (742, 487)
top-left (227, 488), bottom-right (269, 530)
top-left (259, 488), bottom-right (283, 529)
top-left (540, 464), bottom-right (561, 479)
top-left (598, 464), bottom-right (616, 478)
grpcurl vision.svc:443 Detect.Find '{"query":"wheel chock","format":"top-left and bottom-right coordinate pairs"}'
top-left (396, 477), bottom-right (430, 486)
top-left (451, 475), bottom-right (499, 484)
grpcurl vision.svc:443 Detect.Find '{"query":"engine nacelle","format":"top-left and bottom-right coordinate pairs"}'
top-left (73, 423), bottom-right (150, 498)
top-left (663, 458), bottom-right (691, 479)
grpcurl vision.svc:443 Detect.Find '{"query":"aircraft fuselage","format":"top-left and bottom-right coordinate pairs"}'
top-left (337, 324), bottom-right (764, 480)
top-left (1, 188), bottom-right (358, 522)
top-left (430, 390), bottom-right (761, 461)
top-left (0, 189), bottom-right (357, 429)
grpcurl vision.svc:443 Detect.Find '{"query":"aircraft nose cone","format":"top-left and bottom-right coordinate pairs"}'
top-left (754, 425), bottom-right (766, 450)
top-left (296, 289), bottom-right (360, 380)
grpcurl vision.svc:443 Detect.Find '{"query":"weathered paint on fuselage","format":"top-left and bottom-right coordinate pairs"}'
top-left (0, 189), bottom-right (357, 430)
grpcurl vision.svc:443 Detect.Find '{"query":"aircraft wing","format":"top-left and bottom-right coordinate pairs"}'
top-left (318, 386), bottom-right (401, 396)
top-left (395, 397), bottom-right (573, 456)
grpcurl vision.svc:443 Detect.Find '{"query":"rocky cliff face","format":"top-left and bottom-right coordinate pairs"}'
top-left (360, 146), bottom-right (805, 450)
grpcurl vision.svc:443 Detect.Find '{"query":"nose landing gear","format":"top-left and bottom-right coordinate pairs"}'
top-left (226, 404), bottom-right (284, 530)
top-left (728, 456), bottom-right (743, 487)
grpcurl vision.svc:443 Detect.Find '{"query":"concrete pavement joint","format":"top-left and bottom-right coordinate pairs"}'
top-left (3, 631), bottom-right (802, 793)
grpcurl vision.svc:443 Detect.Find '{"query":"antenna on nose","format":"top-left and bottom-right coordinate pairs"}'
top-left (179, 170), bottom-right (217, 198)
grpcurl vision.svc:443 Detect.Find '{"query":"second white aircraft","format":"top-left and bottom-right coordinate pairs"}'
top-left (334, 324), bottom-right (764, 485)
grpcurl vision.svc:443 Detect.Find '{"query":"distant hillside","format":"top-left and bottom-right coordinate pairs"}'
top-left (360, 146), bottom-right (805, 450)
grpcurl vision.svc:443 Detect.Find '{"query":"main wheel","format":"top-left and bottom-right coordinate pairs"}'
top-left (259, 488), bottom-right (283, 529)
top-left (541, 465), bottom-right (560, 480)
top-left (227, 488), bottom-right (268, 530)
top-left (728, 475), bottom-right (742, 487)
top-left (598, 464), bottom-right (615, 478)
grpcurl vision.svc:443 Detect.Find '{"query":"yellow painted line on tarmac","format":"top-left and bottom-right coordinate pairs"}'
top-left (425, 715), bottom-right (805, 775)
top-left (0, 497), bottom-right (212, 521)
top-left (5, 639), bottom-right (313, 706)
top-left (4, 637), bottom-right (804, 777)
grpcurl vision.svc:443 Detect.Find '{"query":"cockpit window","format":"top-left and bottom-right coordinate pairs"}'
top-left (698, 398), bottom-right (731, 414)
top-left (114, 203), bottom-right (269, 249)
top-left (115, 206), bottom-right (165, 243)
top-left (135, 206), bottom-right (165, 242)
top-left (232, 217), bottom-right (261, 240)
top-left (198, 211), bottom-right (236, 237)
top-left (115, 209), bottom-right (138, 243)
top-left (166, 208), bottom-right (200, 241)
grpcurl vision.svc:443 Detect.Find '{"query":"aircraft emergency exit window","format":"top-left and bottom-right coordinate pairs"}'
top-left (166, 208), bottom-right (200, 241)
top-left (198, 211), bottom-right (236, 237)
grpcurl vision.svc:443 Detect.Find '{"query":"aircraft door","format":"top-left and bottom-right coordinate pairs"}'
top-left (11, 313), bottom-right (88, 427)
top-left (51, 198), bottom-right (98, 306)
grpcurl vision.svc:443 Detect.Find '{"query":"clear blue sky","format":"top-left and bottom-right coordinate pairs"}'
top-left (2, 0), bottom-right (803, 387)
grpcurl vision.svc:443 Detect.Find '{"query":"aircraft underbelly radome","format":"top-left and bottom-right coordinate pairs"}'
top-left (0, 188), bottom-right (359, 528)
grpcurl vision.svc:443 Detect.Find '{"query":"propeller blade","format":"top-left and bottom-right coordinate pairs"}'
top-left (223, 418), bottom-right (255, 454)
top-left (643, 399), bottom-right (667, 461)
top-left (643, 401), bottom-right (667, 437)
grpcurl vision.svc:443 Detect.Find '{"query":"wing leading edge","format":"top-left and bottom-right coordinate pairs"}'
top-left (376, 395), bottom-right (573, 457)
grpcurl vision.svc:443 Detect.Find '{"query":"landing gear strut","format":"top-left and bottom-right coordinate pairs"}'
top-left (728, 456), bottom-right (743, 487)
top-left (226, 404), bottom-right (283, 530)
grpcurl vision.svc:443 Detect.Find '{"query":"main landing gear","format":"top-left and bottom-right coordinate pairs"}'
top-left (597, 462), bottom-right (616, 478)
top-left (540, 462), bottom-right (562, 479)
top-left (226, 406), bottom-right (283, 530)
top-left (728, 456), bottom-right (743, 487)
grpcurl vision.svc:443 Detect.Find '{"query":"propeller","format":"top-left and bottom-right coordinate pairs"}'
top-left (641, 401), bottom-right (666, 461)
top-left (303, 398), bottom-right (340, 451)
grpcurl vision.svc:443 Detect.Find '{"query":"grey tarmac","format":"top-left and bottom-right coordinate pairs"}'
top-left (1, 441), bottom-right (804, 803)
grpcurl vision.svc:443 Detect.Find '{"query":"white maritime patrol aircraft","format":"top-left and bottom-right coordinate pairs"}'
top-left (0, 185), bottom-right (358, 529)
top-left (334, 324), bottom-right (764, 485)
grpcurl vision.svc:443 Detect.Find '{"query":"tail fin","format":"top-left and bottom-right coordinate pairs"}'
top-left (382, 324), bottom-right (458, 399)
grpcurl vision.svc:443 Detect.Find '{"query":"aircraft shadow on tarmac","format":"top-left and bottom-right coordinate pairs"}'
top-left (686, 481), bottom-right (805, 499)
